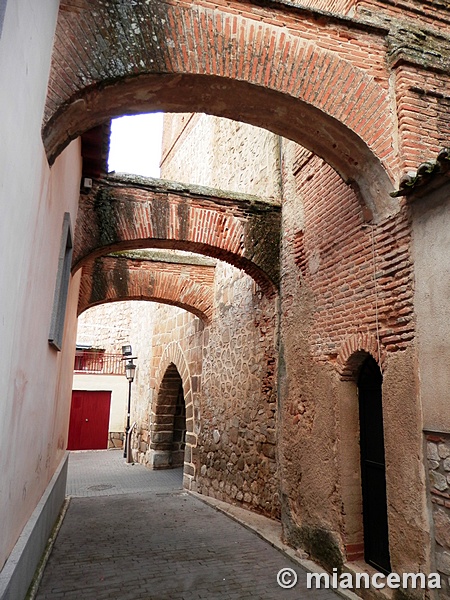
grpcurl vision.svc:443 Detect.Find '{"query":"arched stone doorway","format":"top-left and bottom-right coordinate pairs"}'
top-left (150, 343), bottom-right (198, 490)
top-left (172, 378), bottom-right (187, 468)
top-left (150, 363), bottom-right (187, 470)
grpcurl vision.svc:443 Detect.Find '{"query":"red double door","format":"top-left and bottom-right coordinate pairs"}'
top-left (68, 390), bottom-right (111, 450)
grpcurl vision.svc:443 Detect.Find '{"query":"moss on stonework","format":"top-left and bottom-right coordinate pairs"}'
top-left (107, 173), bottom-right (280, 208)
top-left (299, 526), bottom-right (344, 574)
top-left (109, 249), bottom-right (216, 266)
top-left (387, 23), bottom-right (450, 71)
top-left (111, 256), bottom-right (130, 299)
top-left (281, 499), bottom-right (344, 574)
top-left (93, 187), bottom-right (118, 247)
top-left (89, 258), bottom-right (109, 306)
top-left (245, 212), bottom-right (281, 287)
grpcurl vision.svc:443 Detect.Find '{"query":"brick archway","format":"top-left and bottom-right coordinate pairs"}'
top-left (336, 333), bottom-right (386, 380)
top-left (77, 254), bottom-right (215, 323)
top-left (44, 0), bottom-right (399, 214)
top-left (73, 177), bottom-right (281, 297)
top-left (151, 342), bottom-right (199, 489)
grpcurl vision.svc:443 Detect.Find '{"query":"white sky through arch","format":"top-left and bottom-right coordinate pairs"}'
top-left (108, 113), bottom-right (164, 178)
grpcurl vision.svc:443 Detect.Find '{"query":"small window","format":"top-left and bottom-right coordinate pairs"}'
top-left (48, 212), bottom-right (73, 351)
top-left (0, 1), bottom-right (7, 40)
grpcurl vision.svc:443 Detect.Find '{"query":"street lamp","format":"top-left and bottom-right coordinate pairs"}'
top-left (122, 345), bottom-right (137, 460)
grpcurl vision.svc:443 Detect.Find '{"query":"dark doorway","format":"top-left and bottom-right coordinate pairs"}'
top-left (172, 382), bottom-right (186, 468)
top-left (151, 364), bottom-right (186, 469)
top-left (68, 390), bottom-right (111, 450)
top-left (358, 356), bottom-right (391, 574)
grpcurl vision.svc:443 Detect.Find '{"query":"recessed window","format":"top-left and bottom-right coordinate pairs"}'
top-left (0, 1), bottom-right (7, 40)
top-left (48, 212), bottom-right (73, 351)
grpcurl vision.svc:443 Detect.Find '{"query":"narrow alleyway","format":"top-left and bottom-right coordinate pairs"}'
top-left (34, 452), bottom-right (341, 600)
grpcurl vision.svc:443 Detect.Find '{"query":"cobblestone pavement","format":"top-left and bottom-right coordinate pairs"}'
top-left (66, 449), bottom-right (183, 497)
top-left (35, 451), bottom-right (340, 600)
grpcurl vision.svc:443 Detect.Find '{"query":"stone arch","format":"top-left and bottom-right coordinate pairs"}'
top-left (150, 364), bottom-right (186, 468)
top-left (77, 255), bottom-right (215, 323)
top-left (150, 342), bottom-right (198, 490)
top-left (44, 0), bottom-right (397, 215)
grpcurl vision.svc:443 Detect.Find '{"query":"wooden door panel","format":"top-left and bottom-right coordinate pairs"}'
top-left (68, 390), bottom-right (111, 450)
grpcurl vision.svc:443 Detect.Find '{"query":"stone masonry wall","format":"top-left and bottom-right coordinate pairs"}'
top-left (126, 261), bottom-right (280, 518)
top-left (157, 114), bottom-right (281, 516)
top-left (161, 113), bottom-right (282, 201)
top-left (195, 262), bottom-right (279, 517)
top-left (77, 301), bottom-right (132, 353)
top-left (427, 432), bottom-right (450, 599)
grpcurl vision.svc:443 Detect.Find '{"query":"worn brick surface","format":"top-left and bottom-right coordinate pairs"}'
top-left (78, 254), bottom-right (215, 323)
top-left (74, 176), bottom-right (281, 297)
top-left (289, 152), bottom-right (414, 365)
top-left (44, 0), bottom-right (403, 205)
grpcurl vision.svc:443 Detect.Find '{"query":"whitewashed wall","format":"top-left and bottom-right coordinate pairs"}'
top-left (0, 0), bottom-right (82, 588)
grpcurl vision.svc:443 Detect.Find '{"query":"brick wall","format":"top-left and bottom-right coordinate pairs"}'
top-left (278, 138), bottom-right (429, 576)
top-left (394, 66), bottom-right (450, 173)
top-left (288, 148), bottom-right (414, 365)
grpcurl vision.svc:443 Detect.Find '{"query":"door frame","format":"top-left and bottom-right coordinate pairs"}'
top-left (358, 356), bottom-right (391, 574)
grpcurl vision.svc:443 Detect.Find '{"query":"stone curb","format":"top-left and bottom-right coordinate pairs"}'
top-left (26, 497), bottom-right (71, 600)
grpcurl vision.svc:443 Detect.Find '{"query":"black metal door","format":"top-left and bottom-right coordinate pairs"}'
top-left (358, 356), bottom-right (391, 574)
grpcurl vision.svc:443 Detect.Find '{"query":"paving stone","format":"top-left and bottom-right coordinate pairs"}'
top-left (35, 451), bottom-right (341, 600)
